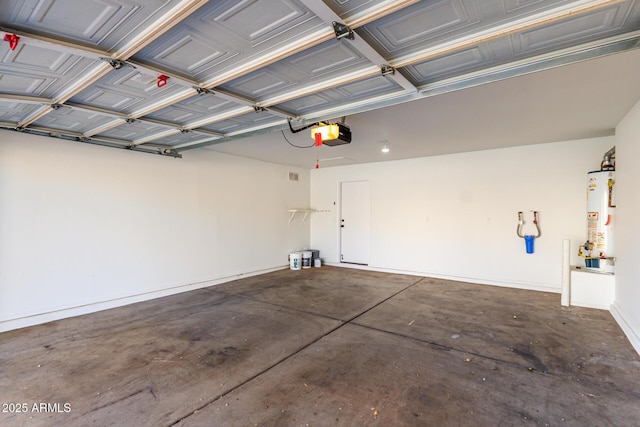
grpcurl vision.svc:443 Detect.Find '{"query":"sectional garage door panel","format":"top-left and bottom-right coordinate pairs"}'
top-left (0, 0), bottom-right (638, 155)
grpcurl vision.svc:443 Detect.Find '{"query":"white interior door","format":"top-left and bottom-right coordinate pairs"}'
top-left (341, 180), bottom-right (370, 265)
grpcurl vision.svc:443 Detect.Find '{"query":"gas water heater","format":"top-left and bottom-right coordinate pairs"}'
top-left (579, 147), bottom-right (615, 271)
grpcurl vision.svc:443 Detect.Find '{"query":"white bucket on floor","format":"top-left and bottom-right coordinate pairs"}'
top-left (302, 251), bottom-right (312, 269)
top-left (314, 258), bottom-right (321, 268)
top-left (290, 252), bottom-right (302, 270)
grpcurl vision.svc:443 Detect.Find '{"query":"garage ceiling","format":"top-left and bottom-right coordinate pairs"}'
top-left (1, 0), bottom-right (639, 161)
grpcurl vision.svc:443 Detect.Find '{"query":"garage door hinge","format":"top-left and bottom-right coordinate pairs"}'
top-left (100, 58), bottom-right (135, 70)
top-left (332, 22), bottom-right (354, 40)
top-left (194, 86), bottom-right (213, 96)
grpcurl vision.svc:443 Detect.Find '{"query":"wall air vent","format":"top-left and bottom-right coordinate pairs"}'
top-left (288, 172), bottom-right (299, 182)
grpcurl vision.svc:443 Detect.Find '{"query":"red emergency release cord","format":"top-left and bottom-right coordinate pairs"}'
top-left (3, 34), bottom-right (19, 50)
top-left (314, 132), bottom-right (322, 168)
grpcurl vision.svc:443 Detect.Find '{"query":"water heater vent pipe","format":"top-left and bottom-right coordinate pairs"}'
top-left (601, 146), bottom-right (615, 170)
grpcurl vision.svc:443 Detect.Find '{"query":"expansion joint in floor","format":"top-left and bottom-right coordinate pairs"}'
top-left (168, 277), bottom-right (423, 426)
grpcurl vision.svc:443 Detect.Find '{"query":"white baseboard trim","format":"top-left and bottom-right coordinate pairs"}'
top-left (570, 300), bottom-right (610, 310)
top-left (324, 262), bottom-right (561, 294)
top-left (0, 265), bottom-right (287, 334)
top-left (610, 302), bottom-right (640, 356)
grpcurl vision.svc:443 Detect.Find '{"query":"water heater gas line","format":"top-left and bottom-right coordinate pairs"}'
top-left (517, 211), bottom-right (541, 254)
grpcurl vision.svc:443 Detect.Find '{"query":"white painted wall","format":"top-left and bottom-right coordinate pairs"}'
top-left (611, 98), bottom-right (640, 354)
top-left (0, 130), bottom-right (310, 331)
top-left (311, 137), bottom-right (614, 292)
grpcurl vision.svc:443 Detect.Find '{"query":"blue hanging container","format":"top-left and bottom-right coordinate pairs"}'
top-left (524, 235), bottom-right (535, 254)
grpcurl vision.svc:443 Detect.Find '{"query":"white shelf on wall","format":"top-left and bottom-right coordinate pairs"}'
top-left (287, 209), bottom-right (329, 223)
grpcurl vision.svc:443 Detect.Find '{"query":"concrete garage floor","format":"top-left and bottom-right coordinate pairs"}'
top-left (1, 267), bottom-right (639, 426)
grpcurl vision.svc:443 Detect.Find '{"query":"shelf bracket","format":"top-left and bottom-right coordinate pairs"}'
top-left (288, 209), bottom-right (329, 223)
